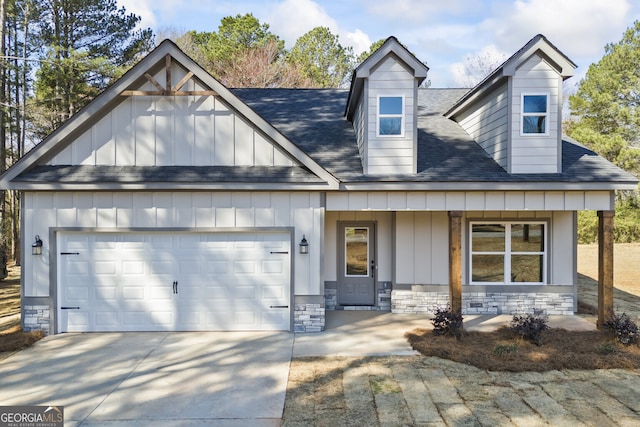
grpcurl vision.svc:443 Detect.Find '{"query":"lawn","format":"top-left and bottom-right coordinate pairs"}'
top-left (0, 263), bottom-right (43, 359)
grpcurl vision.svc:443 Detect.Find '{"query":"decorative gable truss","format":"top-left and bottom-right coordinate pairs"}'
top-left (1, 41), bottom-right (339, 191)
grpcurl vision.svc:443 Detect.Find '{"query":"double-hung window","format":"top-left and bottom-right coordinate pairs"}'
top-left (470, 222), bottom-right (547, 285)
top-left (378, 96), bottom-right (404, 136)
top-left (521, 93), bottom-right (549, 135)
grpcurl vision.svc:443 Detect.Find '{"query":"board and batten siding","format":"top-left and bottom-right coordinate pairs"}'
top-left (48, 62), bottom-right (294, 168)
top-left (366, 56), bottom-right (416, 174)
top-left (510, 55), bottom-right (561, 173)
top-left (393, 210), bottom-right (575, 286)
top-left (24, 191), bottom-right (323, 297)
top-left (394, 211), bottom-right (449, 285)
top-left (456, 83), bottom-right (509, 169)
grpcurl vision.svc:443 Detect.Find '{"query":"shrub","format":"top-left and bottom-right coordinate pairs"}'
top-left (431, 305), bottom-right (464, 340)
top-left (603, 312), bottom-right (639, 345)
top-left (511, 313), bottom-right (549, 346)
top-left (595, 342), bottom-right (618, 355)
top-left (492, 343), bottom-right (518, 356)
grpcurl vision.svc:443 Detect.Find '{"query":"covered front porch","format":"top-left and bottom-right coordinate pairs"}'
top-left (325, 190), bottom-right (618, 329)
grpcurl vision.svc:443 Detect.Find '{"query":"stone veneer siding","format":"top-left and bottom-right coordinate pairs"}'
top-left (23, 305), bottom-right (50, 334)
top-left (323, 287), bottom-right (392, 312)
top-left (294, 303), bottom-right (325, 332)
top-left (392, 290), bottom-right (574, 315)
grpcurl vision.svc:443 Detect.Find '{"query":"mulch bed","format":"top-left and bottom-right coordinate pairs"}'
top-left (406, 327), bottom-right (640, 371)
top-left (0, 327), bottom-right (44, 353)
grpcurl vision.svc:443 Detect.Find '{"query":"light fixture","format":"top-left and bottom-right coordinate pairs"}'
top-left (32, 235), bottom-right (43, 256)
top-left (299, 235), bottom-right (309, 254)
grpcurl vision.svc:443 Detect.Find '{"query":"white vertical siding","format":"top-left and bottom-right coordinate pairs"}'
top-left (510, 55), bottom-right (560, 173)
top-left (394, 212), bottom-right (449, 285)
top-left (48, 62), bottom-right (294, 168)
top-left (23, 191), bottom-right (323, 297)
top-left (457, 83), bottom-right (509, 168)
top-left (551, 211), bottom-right (575, 285)
top-left (366, 56), bottom-right (415, 174)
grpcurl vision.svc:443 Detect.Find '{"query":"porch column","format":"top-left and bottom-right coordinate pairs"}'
top-left (597, 210), bottom-right (615, 329)
top-left (448, 211), bottom-right (463, 314)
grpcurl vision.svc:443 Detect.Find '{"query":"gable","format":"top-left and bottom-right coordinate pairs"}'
top-left (1, 40), bottom-right (338, 190)
top-left (48, 60), bottom-right (296, 168)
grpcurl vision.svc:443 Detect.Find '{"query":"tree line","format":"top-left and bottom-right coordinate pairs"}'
top-left (0, 5), bottom-right (386, 269)
top-left (0, 3), bottom-right (638, 271)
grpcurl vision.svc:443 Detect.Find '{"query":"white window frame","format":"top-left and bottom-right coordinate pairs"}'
top-left (469, 221), bottom-right (548, 285)
top-left (377, 95), bottom-right (404, 137)
top-left (520, 93), bottom-right (549, 136)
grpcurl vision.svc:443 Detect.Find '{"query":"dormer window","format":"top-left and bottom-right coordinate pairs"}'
top-left (521, 93), bottom-right (549, 135)
top-left (378, 96), bottom-right (404, 136)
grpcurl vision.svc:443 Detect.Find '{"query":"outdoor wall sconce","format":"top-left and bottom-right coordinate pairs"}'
top-left (299, 235), bottom-right (309, 254)
top-left (32, 235), bottom-right (43, 256)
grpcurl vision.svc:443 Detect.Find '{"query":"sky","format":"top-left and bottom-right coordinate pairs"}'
top-left (117, 0), bottom-right (640, 90)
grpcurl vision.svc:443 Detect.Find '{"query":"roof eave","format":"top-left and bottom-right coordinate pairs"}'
top-left (9, 181), bottom-right (339, 191)
top-left (339, 181), bottom-right (638, 192)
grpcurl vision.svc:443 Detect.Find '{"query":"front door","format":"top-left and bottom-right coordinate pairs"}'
top-left (338, 222), bottom-right (376, 305)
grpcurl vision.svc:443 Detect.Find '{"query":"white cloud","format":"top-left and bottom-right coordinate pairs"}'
top-left (344, 29), bottom-right (372, 55)
top-left (488, 0), bottom-right (632, 57)
top-left (116, 0), bottom-right (157, 29)
top-left (266, 0), bottom-right (338, 47)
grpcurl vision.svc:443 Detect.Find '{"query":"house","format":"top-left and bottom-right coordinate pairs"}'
top-left (1, 35), bottom-right (636, 335)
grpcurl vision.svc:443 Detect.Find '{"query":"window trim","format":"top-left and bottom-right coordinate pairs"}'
top-left (469, 221), bottom-right (548, 285)
top-left (520, 92), bottom-right (550, 136)
top-left (376, 95), bottom-right (405, 137)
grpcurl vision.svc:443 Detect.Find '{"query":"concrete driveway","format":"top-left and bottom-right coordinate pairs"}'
top-left (0, 332), bottom-right (293, 426)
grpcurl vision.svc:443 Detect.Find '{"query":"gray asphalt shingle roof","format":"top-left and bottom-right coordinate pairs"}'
top-left (232, 87), bottom-right (637, 185)
top-left (16, 165), bottom-right (324, 184)
top-left (12, 86), bottom-right (636, 188)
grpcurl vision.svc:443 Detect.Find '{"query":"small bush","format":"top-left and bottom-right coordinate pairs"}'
top-left (595, 342), bottom-right (618, 355)
top-left (431, 305), bottom-right (464, 340)
top-left (511, 313), bottom-right (549, 346)
top-left (492, 343), bottom-right (518, 356)
top-left (603, 312), bottom-right (639, 345)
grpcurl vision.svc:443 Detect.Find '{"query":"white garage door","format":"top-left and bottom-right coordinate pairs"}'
top-left (57, 231), bottom-right (291, 332)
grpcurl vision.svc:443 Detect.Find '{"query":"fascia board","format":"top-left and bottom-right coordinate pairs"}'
top-left (8, 181), bottom-right (336, 191)
top-left (339, 181), bottom-right (639, 192)
top-left (503, 41), bottom-right (576, 77)
top-left (356, 43), bottom-right (429, 80)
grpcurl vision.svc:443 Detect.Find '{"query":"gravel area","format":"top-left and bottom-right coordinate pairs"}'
top-left (282, 244), bottom-right (640, 426)
top-left (283, 356), bottom-right (640, 426)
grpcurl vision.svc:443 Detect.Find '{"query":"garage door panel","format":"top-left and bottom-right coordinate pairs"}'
top-left (151, 311), bottom-right (174, 326)
top-left (150, 286), bottom-right (173, 300)
top-left (59, 231), bottom-right (291, 332)
top-left (66, 312), bottom-right (90, 330)
top-left (95, 287), bottom-right (117, 301)
top-left (95, 312), bottom-right (119, 327)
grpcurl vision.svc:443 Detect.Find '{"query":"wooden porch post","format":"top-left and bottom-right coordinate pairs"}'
top-left (597, 210), bottom-right (614, 329)
top-left (448, 211), bottom-right (463, 314)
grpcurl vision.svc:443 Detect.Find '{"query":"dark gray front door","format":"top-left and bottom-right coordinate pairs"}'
top-left (338, 222), bottom-right (376, 305)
